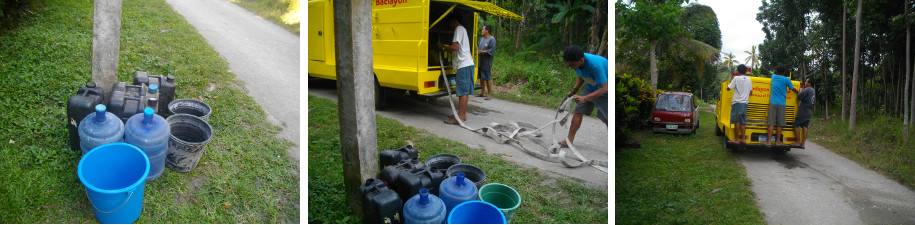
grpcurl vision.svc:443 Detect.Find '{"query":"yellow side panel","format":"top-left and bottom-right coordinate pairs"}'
top-left (307, 1), bottom-right (325, 61)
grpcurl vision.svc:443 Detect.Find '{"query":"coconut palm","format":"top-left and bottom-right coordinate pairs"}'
top-left (722, 52), bottom-right (737, 73)
top-left (744, 45), bottom-right (759, 73)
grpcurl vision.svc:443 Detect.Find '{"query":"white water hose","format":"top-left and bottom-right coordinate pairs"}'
top-left (437, 51), bottom-right (608, 173)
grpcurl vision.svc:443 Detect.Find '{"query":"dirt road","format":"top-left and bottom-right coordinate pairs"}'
top-left (308, 79), bottom-right (609, 189)
top-left (711, 105), bottom-right (915, 224)
top-left (166, 0), bottom-right (300, 163)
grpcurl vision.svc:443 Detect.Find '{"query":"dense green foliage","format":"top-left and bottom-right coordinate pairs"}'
top-left (616, 73), bottom-right (655, 135)
top-left (307, 95), bottom-right (608, 224)
top-left (485, 0), bottom-right (607, 58)
top-left (0, 0), bottom-right (31, 29)
top-left (0, 0), bottom-right (298, 222)
top-left (617, 111), bottom-right (766, 225)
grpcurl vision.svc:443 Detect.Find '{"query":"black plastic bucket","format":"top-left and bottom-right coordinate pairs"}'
top-left (165, 114), bottom-right (214, 172)
top-left (168, 99), bottom-right (211, 121)
top-left (446, 164), bottom-right (487, 188)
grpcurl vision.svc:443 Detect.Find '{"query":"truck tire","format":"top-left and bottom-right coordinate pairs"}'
top-left (715, 124), bottom-right (723, 136)
top-left (374, 78), bottom-right (386, 110)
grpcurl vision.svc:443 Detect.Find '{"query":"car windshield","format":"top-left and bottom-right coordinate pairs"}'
top-left (655, 94), bottom-right (691, 112)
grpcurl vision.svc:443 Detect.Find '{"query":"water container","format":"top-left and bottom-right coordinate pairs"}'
top-left (67, 82), bottom-right (104, 151)
top-left (379, 145), bottom-right (419, 168)
top-left (447, 201), bottom-right (505, 224)
top-left (132, 71), bottom-right (176, 116)
top-left (395, 167), bottom-right (446, 200)
top-left (125, 108), bottom-right (169, 182)
top-left (108, 82), bottom-right (147, 123)
top-left (146, 84), bottom-right (160, 114)
top-left (424, 154), bottom-right (461, 174)
top-left (78, 105), bottom-right (125, 155)
top-left (403, 188), bottom-right (447, 224)
top-left (380, 158), bottom-right (425, 189)
top-left (78, 143), bottom-right (149, 224)
top-left (360, 179), bottom-right (403, 224)
top-left (439, 172), bottom-right (479, 214)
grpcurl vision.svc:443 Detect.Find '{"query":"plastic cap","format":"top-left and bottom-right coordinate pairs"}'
top-left (94, 104), bottom-right (106, 121)
top-left (419, 188), bottom-right (429, 205)
top-left (166, 75), bottom-right (175, 82)
top-left (86, 82), bottom-right (96, 88)
top-left (456, 172), bottom-right (465, 186)
top-left (149, 84), bottom-right (158, 93)
top-left (143, 108), bottom-right (154, 124)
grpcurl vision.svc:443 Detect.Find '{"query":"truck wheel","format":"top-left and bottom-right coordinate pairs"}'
top-left (374, 78), bottom-right (386, 110)
top-left (715, 124), bottom-right (723, 136)
top-left (723, 136), bottom-right (730, 151)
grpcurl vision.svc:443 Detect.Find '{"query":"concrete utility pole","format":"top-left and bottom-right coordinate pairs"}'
top-left (333, 0), bottom-right (378, 216)
top-left (91, 0), bottom-right (122, 99)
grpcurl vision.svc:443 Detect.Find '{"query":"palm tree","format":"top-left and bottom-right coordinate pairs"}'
top-left (744, 45), bottom-right (759, 73)
top-left (722, 52), bottom-right (737, 74)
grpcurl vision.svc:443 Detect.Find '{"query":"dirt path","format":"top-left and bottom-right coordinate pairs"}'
top-left (711, 105), bottom-right (915, 224)
top-left (165, 0), bottom-right (300, 164)
top-left (308, 78), bottom-right (609, 189)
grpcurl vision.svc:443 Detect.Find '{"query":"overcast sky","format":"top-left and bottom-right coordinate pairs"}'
top-left (692, 0), bottom-right (766, 68)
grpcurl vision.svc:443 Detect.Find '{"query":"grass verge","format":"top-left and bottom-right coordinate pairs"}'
top-left (808, 114), bottom-right (915, 191)
top-left (307, 95), bottom-right (608, 224)
top-left (0, 0), bottom-right (298, 223)
top-left (489, 53), bottom-right (580, 109)
top-left (230, 0), bottom-right (300, 35)
top-left (616, 111), bottom-right (766, 224)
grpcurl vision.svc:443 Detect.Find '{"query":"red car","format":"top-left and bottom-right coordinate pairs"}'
top-left (651, 91), bottom-right (699, 134)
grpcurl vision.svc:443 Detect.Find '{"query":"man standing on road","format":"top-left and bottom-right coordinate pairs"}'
top-left (728, 64), bottom-right (753, 144)
top-left (558, 45), bottom-right (608, 148)
top-left (792, 78), bottom-right (815, 149)
top-left (440, 13), bottom-right (475, 125)
top-left (475, 25), bottom-right (496, 100)
top-left (766, 65), bottom-right (798, 147)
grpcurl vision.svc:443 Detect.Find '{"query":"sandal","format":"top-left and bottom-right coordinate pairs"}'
top-left (485, 96), bottom-right (492, 100)
top-left (475, 93), bottom-right (485, 97)
top-left (444, 118), bottom-right (460, 125)
top-left (558, 140), bottom-right (570, 148)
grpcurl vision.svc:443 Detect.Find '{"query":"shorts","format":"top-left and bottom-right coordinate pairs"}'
top-left (794, 119), bottom-right (810, 128)
top-left (767, 104), bottom-right (786, 126)
top-left (573, 88), bottom-right (608, 124)
top-left (730, 103), bottom-right (747, 124)
top-left (455, 65), bottom-right (475, 97)
top-left (479, 69), bottom-right (491, 81)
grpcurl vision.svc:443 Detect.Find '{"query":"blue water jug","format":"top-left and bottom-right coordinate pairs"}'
top-left (403, 188), bottom-right (447, 224)
top-left (439, 172), bottom-right (479, 214)
top-left (125, 108), bottom-right (169, 182)
top-left (78, 104), bottom-right (124, 155)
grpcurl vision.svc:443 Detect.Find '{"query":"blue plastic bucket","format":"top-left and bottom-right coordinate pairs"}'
top-left (78, 143), bottom-right (150, 224)
top-left (447, 200), bottom-right (506, 224)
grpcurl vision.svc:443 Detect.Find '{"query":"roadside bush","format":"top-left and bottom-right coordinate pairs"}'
top-left (616, 73), bottom-right (655, 134)
top-left (0, 0), bottom-right (31, 29)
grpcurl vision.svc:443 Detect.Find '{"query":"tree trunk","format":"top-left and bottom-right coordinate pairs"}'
top-left (906, 0), bottom-right (911, 137)
top-left (598, 27), bottom-right (608, 57)
top-left (514, 0), bottom-right (529, 52)
top-left (650, 39), bottom-right (659, 93)
top-left (849, 0), bottom-right (862, 130)
top-left (842, 4), bottom-right (848, 121)
top-left (588, 0), bottom-right (604, 54)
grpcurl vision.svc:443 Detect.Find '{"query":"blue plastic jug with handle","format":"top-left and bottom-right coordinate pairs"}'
top-left (78, 104), bottom-right (124, 155)
top-left (125, 108), bottom-right (169, 182)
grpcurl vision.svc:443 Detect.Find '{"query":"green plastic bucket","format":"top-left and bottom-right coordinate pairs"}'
top-left (478, 183), bottom-right (521, 223)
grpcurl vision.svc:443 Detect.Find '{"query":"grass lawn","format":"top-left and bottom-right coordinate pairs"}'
top-left (809, 113), bottom-right (915, 191)
top-left (230, 0), bottom-right (300, 35)
top-left (307, 95), bottom-right (608, 224)
top-left (0, 0), bottom-right (298, 223)
top-left (616, 111), bottom-right (766, 224)
top-left (489, 53), bottom-right (581, 109)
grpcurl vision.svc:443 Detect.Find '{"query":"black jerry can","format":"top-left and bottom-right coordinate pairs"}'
top-left (66, 82), bottom-right (104, 150)
top-left (360, 179), bottom-right (403, 224)
top-left (107, 82), bottom-right (147, 123)
top-left (379, 145), bottom-right (419, 168)
top-left (379, 159), bottom-right (425, 193)
top-left (395, 167), bottom-right (447, 200)
top-left (132, 71), bottom-right (176, 116)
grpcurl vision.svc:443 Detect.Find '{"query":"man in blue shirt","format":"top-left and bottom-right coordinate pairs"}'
top-left (766, 65), bottom-right (798, 146)
top-left (558, 45), bottom-right (608, 148)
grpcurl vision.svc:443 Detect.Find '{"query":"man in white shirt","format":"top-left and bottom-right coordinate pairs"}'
top-left (440, 13), bottom-right (475, 125)
top-left (727, 64), bottom-right (753, 144)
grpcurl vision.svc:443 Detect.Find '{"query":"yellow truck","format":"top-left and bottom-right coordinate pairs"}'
top-left (715, 76), bottom-right (801, 154)
top-left (308, 0), bottom-right (522, 108)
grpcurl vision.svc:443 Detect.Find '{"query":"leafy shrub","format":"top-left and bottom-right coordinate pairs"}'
top-left (0, 0), bottom-right (31, 29)
top-left (616, 73), bottom-right (655, 135)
